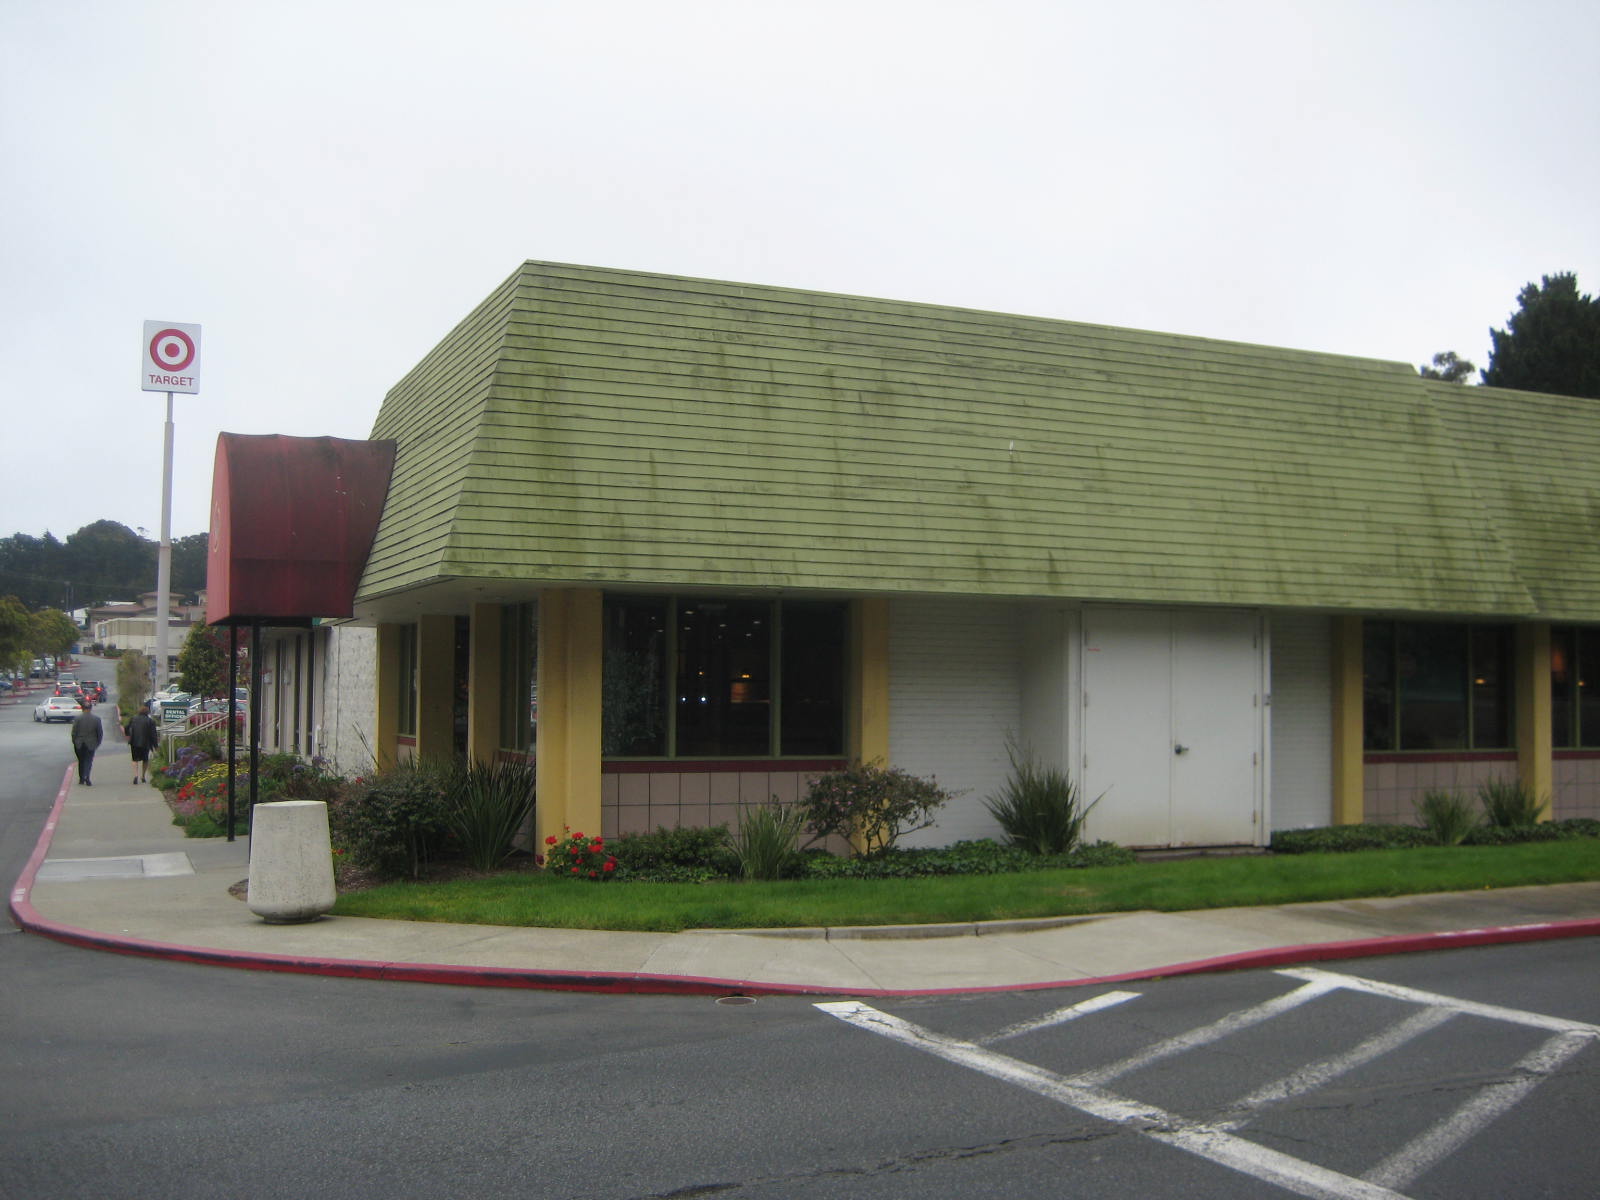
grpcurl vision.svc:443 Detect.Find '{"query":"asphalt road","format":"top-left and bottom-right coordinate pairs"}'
top-left (2, 661), bottom-right (1597, 1199)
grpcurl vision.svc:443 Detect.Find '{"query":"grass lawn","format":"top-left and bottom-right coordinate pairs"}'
top-left (330, 840), bottom-right (1600, 933)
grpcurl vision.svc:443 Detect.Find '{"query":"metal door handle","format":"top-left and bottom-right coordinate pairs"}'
top-left (1174, 743), bottom-right (1189, 755)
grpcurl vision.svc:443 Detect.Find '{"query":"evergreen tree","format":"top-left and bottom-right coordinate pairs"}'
top-left (177, 622), bottom-right (228, 699)
top-left (1481, 272), bottom-right (1600, 398)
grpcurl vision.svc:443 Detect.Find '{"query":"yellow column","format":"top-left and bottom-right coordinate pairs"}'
top-left (467, 603), bottom-right (502, 766)
top-left (535, 589), bottom-right (603, 845)
top-left (1330, 615), bottom-right (1366, 825)
top-left (415, 614), bottom-right (455, 760)
top-left (374, 624), bottom-right (401, 772)
top-left (1516, 623), bottom-right (1553, 820)
top-left (850, 597), bottom-right (890, 764)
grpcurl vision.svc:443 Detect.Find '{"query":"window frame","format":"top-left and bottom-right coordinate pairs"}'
top-left (1362, 619), bottom-right (1515, 753)
top-left (602, 594), bottom-right (847, 761)
top-left (396, 622), bottom-right (418, 738)
top-left (1551, 624), bottom-right (1600, 750)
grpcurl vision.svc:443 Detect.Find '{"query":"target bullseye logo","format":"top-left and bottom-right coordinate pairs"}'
top-left (149, 328), bottom-right (196, 373)
top-left (141, 320), bottom-right (202, 393)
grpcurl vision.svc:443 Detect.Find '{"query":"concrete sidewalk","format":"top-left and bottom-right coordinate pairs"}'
top-left (11, 759), bottom-right (1600, 996)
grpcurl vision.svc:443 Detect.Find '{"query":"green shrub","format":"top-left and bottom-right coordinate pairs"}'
top-left (798, 838), bottom-right (1134, 879)
top-left (801, 761), bottom-right (955, 857)
top-left (985, 744), bottom-right (1099, 855)
top-left (1270, 824), bottom-right (1434, 854)
top-left (449, 758), bottom-right (535, 871)
top-left (1414, 788), bottom-right (1480, 846)
top-left (609, 825), bottom-right (736, 881)
top-left (328, 760), bottom-right (454, 879)
top-left (730, 802), bottom-right (807, 880)
top-left (1463, 818), bottom-right (1600, 846)
top-left (1477, 777), bottom-right (1545, 828)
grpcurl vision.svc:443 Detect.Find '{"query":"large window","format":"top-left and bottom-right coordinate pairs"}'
top-left (1552, 626), bottom-right (1600, 749)
top-left (1363, 621), bottom-right (1513, 751)
top-left (498, 602), bottom-right (538, 754)
top-left (602, 595), bottom-right (846, 759)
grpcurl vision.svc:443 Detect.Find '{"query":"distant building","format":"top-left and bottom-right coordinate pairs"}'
top-left (92, 589), bottom-right (207, 664)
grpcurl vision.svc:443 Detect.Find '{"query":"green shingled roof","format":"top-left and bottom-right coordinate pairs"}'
top-left (359, 262), bottom-right (1577, 618)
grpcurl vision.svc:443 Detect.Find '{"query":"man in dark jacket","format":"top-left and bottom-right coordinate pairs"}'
top-left (71, 701), bottom-right (103, 786)
top-left (126, 703), bottom-right (159, 784)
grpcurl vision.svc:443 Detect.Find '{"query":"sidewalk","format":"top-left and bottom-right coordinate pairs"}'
top-left (11, 760), bottom-right (1600, 997)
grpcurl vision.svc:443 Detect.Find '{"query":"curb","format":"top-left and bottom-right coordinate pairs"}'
top-left (11, 776), bottom-right (1600, 997)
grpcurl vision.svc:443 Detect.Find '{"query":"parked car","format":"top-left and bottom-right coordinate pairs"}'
top-left (34, 695), bottom-right (83, 723)
top-left (0, 678), bottom-right (12, 692)
top-left (30, 660), bottom-right (46, 678)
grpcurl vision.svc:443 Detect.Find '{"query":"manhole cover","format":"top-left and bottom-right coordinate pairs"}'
top-left (715, 995), bottom-right (757, 1006)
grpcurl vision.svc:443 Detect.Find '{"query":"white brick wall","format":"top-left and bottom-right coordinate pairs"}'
top-left (1269, 611), bottom-right (1332, 830)
top-left (317, 625), bottom-right (378, 777)
top-left (889, 596), bottom-right (1023, 846)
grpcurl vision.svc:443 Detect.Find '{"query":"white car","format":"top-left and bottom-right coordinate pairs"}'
top-left (34, 695), bottom-right (83, 723)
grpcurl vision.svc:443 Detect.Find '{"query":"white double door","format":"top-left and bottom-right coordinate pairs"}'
top-left (1081, 606), bottom-right (1265, 848)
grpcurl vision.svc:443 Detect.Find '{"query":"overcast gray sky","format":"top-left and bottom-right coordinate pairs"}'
top-left (5, 0), bottom-right (1597, 542)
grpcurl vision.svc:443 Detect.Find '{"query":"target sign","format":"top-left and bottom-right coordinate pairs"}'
top-left (141, 320), bottom-right (202, 393)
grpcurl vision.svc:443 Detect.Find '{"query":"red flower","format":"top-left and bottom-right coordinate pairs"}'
top-left (590, 841), bottom-right (603, 852)
top-left (603, 861), bottom-right (615, 873)
top-left (571, 866), bottom-right (579, 875)
top-left (588, 870), bottom-right (597, 878)
top-left (545, 835), bottom-right (558, 845)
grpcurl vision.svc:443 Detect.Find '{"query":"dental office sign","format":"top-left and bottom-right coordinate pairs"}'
top-left (141, 321), bottom-right (202, 393)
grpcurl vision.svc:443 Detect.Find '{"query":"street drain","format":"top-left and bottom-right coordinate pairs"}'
top-left (715, 995), bottom-right (757, 1006)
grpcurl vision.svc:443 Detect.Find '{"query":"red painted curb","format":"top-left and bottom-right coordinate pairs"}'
top-left (10, 777), bottom-right (1600, 997)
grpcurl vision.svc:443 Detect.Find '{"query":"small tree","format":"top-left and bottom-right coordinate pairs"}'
top-left (799, 761), bottom-right (954, 857)
top-left (1419, 350), bottom-right (1474, 382)
top-left (177, 622), bottom-right (228, 698)
top-left (116, 651), bottom-right (154, 723)
top-left (30, 608), bottom-right (79, 665)
top-left (0, 594), bottom-right (30, 675)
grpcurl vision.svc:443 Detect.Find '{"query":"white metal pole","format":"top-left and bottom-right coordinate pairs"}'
top-left (154, 390), bottom-right (174, 693)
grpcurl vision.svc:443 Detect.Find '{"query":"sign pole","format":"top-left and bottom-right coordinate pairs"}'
top-left (141, 321), bottom-right (200, 695)
top-left (154, 390), bottom-right (175, 693)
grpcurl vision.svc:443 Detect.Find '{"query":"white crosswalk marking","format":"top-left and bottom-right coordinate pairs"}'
top-left (1070, 975), bottom-right (1339, 1087)
top-left (979, 989), bottom-right (1140, 1045)
top-left (1364, 1030), bottom-right (1596, 1191)
top-left (820, 968), bottom-right (1598, 1198)
top-left (1214, 1006), bottom-right (1457, 1131)
top-left (817, 1000), bottom-right (1410, 1200)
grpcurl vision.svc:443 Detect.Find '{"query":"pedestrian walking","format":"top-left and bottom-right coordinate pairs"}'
top-left (71, 701), bottom-right (104, 786)
top-left (126, 702), bottom-right (159, 784)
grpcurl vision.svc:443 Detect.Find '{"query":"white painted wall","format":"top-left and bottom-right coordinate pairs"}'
top-left (888, 596), bottom-right (1023, 846)
top-left (1268, 611), bottom-right (1332, 830)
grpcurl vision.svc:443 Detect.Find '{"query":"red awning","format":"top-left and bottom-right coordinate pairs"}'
top-left (207, 433), bottom-right (396, 624)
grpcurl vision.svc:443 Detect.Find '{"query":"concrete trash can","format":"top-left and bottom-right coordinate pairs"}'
top-left (247, 800), bottom-right (337, 924)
